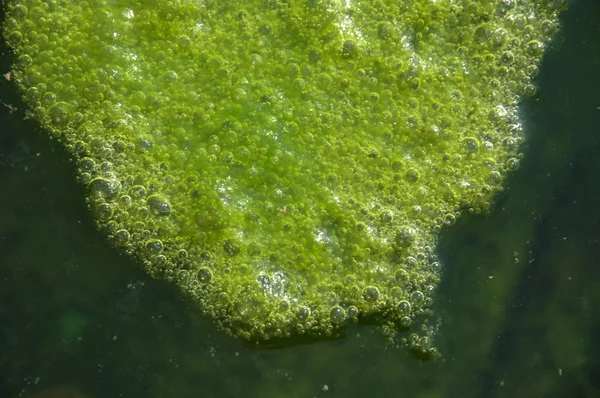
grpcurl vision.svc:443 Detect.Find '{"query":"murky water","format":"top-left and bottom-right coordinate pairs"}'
top-left (1, 1), bottom-right (599, 397)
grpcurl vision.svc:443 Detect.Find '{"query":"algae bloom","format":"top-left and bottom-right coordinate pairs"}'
top-left (3, 0), bottom-right (564, 355)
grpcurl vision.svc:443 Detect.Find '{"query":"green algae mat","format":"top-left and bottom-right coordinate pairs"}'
top-left (2, 0), bottom-right (564, 354)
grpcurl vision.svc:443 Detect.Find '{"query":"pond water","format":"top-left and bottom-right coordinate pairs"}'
top-left (1, 1), bottom-right (599, 397)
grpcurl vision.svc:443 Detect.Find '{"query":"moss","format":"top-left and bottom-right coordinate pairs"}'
top-left (4, 0), bottom-right (564, 355)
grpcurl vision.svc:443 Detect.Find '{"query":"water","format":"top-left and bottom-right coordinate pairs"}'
top-left (1, 1), bottom-right (599, 397)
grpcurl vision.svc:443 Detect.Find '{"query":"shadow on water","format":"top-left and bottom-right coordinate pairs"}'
top-left (1, 1), bottom-right (600, 398)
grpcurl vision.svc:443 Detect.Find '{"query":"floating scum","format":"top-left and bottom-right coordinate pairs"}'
top-left (3, 0), bottom-right (564, 355)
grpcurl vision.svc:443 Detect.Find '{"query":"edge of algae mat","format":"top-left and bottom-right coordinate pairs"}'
top-left (2, 0), bottom-right (565, 355)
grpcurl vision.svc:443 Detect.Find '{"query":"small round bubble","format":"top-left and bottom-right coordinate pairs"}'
top-left (330, 306), bottom-right (346, 324)
top-left (90, 178), bottom-right (120, 200)
top-left (362, 286), bottom-right (380, 302)
top-left (114, 229), bottom-right (130, 246)
top-left (146, 239), bottom-right (164, 255)
top-left (398, 300), bottom-right (411, 314)
top-left (197, 268), bottom-right (212, 283)
top-left (147, 195), bottom-right (171, 216)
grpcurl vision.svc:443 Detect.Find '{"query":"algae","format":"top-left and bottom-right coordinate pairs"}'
top-left (3, 0), bottom-right (564, 354)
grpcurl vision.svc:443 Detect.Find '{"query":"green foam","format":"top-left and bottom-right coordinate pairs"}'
top-left (3, 0), bottom-right (565, 355)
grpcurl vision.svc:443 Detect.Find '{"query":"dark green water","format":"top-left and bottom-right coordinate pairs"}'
top-left (1, 1), bottom-right (599, 397)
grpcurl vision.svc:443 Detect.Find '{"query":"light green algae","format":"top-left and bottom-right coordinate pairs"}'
top-left (3, 0), bottom-right (564, 355)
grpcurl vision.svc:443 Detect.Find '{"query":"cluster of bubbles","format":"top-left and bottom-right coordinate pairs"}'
top-left (4, 0), bottom-right (564, 356)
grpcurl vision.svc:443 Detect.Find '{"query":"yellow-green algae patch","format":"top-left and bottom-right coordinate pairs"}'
top-left (4, 0), bottom-right (564, 355)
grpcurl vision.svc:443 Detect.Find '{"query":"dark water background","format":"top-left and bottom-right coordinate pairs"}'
top-left (1, 1), bottom-right (599, 397)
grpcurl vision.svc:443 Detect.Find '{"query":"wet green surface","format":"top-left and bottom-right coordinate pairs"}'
top-left (1, 0), bottom-right (599, 397)
top-left (1, 0), bottom-right (566, 349)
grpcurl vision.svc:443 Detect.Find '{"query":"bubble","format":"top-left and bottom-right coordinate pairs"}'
top-left (138, 207), bottom-right (149, 219)
top-left (380, 210), bottom-right (393, 223)
top-left (136, 137), bottom-right (153, 152)
top-left (17, 54), bottom-right (32, 69)
top-left (12, 4), bottom-right (28, 18)
top-left (297, 306), bottom-right (311, 320)
top-left (418, 336), bottom-right (432, 350)
top-left (473, 25), bottom-right (489, 43)
top-left (347, 306), bottom-right (358, 317)
top-left (177, 35), bottom-right (191, 47)
top-left (177, 249), bottom-right (188, 260)
top-left (177, 270), bottom-right (189, 281)
top-left (100, 161), bottom-right (113, 172)
top-left (395, 269), bottom-right (410, 282)
top-left (395, 227), bottom-right (416, 247)
top-left (362, 286), bottom-right (380, 302)
top-left (523, 84), bottom-right (536, 97)
top-left (197, 267), bottom-right (212, 283)
top-left (129, 185), bottom-right (146, 199)
top-left (79, 157), bottom-right (95, 171)
top-left (293, 78), bottom-right (305, 90)
top-left (398, 300), bottom-right (411, 314)
top-left (279, 300), bottom-right (290, 312)
top-left (462, 137), bottom-right (479, 154)
top-left (118, 195), bottom-right (132, 207)
top-left (400, 316), bottom-right (412, 327)
top-left (506, 158), bottom-right (519, 170)
top-left (316, 73), bottom-right (332, 88)
top-left (329, 306), bottom-right (346, 324)
top-left (7, 30), bottom-right (22, 45)
top-left (114, 229), bottom-right (130, 246)
top-left (287, 63), bottom-right (300, 76)
top-left (147, 195), bottom-right (171, 216)
top-left (341, 40), bottom-right (357, 58)
top-left (89, 177), bottom-right (120, 200)
top-left (405, 169), bottom-right (420, 182)
top-left (501, 51), bottom-right (514, 64)
top-left (223, 239), bottom-right (240, 256)
top-left (410, 290), bottom-right (425, 305)
top-left (96, 203), bottom-right (113, 221)
top-left (42, 92), bottom-right (56, 106)
top-left (146, 239), bottom-right (164, 255)
top-left (164, 70), bottom-right (178, 81)
top-left (154, 255), bottom-right (167, 266)
top-left (208, 144), bottom-right (220, 154)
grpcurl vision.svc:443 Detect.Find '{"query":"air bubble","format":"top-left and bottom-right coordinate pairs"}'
top-left (395, 227), bottom-right (416, 247)
top-left (146, 239), bottom-right (164, 255)
top-left (177, 270), bottom-right (189, 281)
top-left (297, 306), bottom-right (310, 320)
top-left (398, 300), bottom-right (411, 314)
top-left (118, 195), bottom-right (132, 207)
top-left (347, 306), bottom-right (358, 317)
top-left (147, 195), bottom-right (171, 216)
top-left (380, 210), bottom-right (393, 223)
top-left (400, 316), bottom-right (412, 327)
top-left (89, 178), bottom-right (120, 200)
top-left (197, 268), bottom-right (212, 283)
top-left (96, 203), bottom-right (113, 221)
top-left (7, 30), bottom-right (22, 45)
top-left (410, 290), bottom-right (425, 305)
top-left (362, 286), bottom-right (380, 302)
top-left (48, 102), bottom-right (72, 126)
top-left (79, 157), bottom-right (95, 171)
top-left (462, 137), bottom-right (479, 154)
top-left (223, 239), bottom-right (240, 256)
top-left (330, 306), bottom-right (346, 324)
top-left (279, 300), bottom-right (290, 312)
top-left (114, 229), bottom-right (130, 246)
